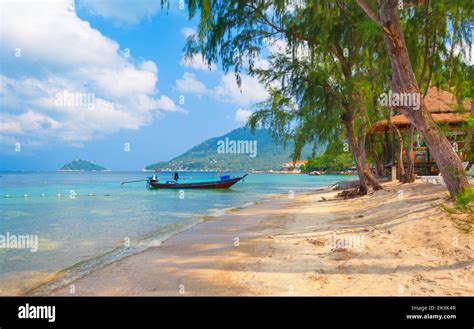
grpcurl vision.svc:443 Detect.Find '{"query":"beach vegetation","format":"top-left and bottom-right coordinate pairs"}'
top-left (177, 0), bottom-right (472, 196)
top-left (454, 187), bottom-right (474, 212)
top-left (440, 187), bottom-right (474, 233)
top-left (467, 116), bottom-right (474, 127)
top-left (301, 140), bottom-right (354, 173)
top-left (182, 0), bottom-right (387, 194)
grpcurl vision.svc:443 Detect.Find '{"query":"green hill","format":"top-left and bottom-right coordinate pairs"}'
top-left (60, 159), bottom-right (107, 171)
top-left (145, 128), bottom-right (323, 171)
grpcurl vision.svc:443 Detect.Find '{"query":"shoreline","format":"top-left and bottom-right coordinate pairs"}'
top-left (24, 187), bottom-right (312, 296)
top-left (44, 180), bottom-right (473, 296)
top-left (1, 172), bottom-right (342, 296)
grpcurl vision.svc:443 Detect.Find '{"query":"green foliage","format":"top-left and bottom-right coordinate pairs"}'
top-left (181, 0), bottom-right (391, 169)
top-left (455, 187), bottom-right (474, 212)
top-left (467, 116), bottom-right (474, 127)
top-left (303, 153), bottom-right (353, 173)
top-left (60, 160), bottom-right (107, 171)
top-left (440, 187), bottom-right (474, 233)
top-left (302, 140), bottom-right (353, 173)
top-left (178, 0), bottom-right (473, 188)
top-left (402, 0), bottom-right (473, 98)
top-left (145, 128), bottom-right (320, 171)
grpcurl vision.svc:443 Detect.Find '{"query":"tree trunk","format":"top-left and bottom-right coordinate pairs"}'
top-left (360, 145), bottom-right (383, 190)
top-left (388, 115), bottom-right (405, 181)
top-left (343, 112), bottom-right (383, 194)
top-left (339, 62), bottom-right (382, 194)
top-left (355, 64), bottom-right (383, 191)
top-left (344, 117), bottom-right (370, 195)
top-left (377, 0), bottom-right (469, 197)
top-left (369, 94), bottom-right (386, 177)
top-left (363, 163), bottom-right (383, 190)
top-left (404, 125), bottom-right (416, 183)
top-left (367, 134), bottom-right (385, 177)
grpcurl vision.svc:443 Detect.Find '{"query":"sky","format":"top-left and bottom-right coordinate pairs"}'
top-left (0, 0), bottom-right (270, 171)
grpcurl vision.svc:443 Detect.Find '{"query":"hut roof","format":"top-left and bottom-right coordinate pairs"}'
top-left (371, 88), bottom-right (471, 134)
top-left (424, 87), bottom-right (471, 113)
top-left (371, 113), bottom-right (470, 133)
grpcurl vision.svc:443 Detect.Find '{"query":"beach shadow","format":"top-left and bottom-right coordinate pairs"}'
top-left (322, 258), bottom-right (474, 275)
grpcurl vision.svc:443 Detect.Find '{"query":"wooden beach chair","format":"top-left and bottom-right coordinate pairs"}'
top-left (421, 174), bottom-right (445, 185)
top-left (421, 162), bottom-right (469, 186)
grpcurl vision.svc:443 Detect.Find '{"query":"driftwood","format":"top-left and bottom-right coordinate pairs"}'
top-left (336, 188), bottom-right (363, 199)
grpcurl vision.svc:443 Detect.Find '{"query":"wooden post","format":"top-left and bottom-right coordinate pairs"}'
top-left (390, 165), bottom-right (397, 181)
top-left (384, 127), bottom-right (390, 164)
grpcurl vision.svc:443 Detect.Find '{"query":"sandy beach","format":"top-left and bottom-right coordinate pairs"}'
top-left (45, 181), bottom-right (473, 296)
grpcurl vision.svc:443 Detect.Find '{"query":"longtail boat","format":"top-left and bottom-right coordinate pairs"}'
top-left (146, 174), bottom-right (248, 189)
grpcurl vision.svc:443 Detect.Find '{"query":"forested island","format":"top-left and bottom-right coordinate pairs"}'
top-left (59, 160), bottom-right (108, 171)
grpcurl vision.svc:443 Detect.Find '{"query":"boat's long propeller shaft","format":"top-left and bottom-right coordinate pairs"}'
top-left (120, 179), bottom-right (148, 187)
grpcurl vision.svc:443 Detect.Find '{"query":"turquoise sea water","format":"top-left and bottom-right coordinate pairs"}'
top-left (0, 171), bottom-right (354, 295)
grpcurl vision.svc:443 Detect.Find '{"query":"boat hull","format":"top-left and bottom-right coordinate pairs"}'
top-left (148, 175), bottom-right (247, 189)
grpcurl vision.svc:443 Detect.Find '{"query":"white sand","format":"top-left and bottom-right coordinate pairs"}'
top-left (45, 181), bottom-right (473, 296)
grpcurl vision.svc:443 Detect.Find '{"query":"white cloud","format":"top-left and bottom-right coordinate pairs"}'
top-left (154, 95), bottom-right (187, 113)
top-left (212, 74), bottom-right (268, 106)
top-left (179, 27), bottom-right (217, 72)
top-left (173, 71), bottom-right (269, 107)
top-left (264, 37), bottom-right (309, 58)
top-left (265, 38), bottom-right (289, 54)
top-left (0, 0), bottom-right (185, 147)
top-left (180, 55), bottom-right (217, 72)
top-left (179, 29), bottom-right (217, 72)
top-left (2, 1), bottom-right (120, 71)
top-left (175, 72), bottom-right (208, 95)
top-left (234, 108), bottom-right (252, 123)
top-left (78, 0), bottom-right (162, 25)
top-left (251, 57), bottom-right (270, 70)
top-left (181, 27), bottom-right (196, 38)
top-left (451, 43), bottom-right (474, 65)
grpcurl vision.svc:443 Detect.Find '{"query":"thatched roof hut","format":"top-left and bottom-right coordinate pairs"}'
top-left (371, 87), bottom-right (471, 134)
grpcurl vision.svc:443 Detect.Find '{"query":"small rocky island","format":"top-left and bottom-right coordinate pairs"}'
top-left (60, 159), bottom-right (108, 171)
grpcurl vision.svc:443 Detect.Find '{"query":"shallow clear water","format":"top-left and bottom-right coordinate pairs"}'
top-left (0, 171), bottom-right (354, 294)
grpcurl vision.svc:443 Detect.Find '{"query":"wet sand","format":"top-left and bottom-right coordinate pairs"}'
top-left (47, 181), bottom-right (473, 296)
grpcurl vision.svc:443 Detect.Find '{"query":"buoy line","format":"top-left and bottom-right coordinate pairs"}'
top-left (2, 193), bottom-right (105, 199)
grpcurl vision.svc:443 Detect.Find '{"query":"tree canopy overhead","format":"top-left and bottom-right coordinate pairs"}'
top-left (180, 0), bottom-right (473, 196)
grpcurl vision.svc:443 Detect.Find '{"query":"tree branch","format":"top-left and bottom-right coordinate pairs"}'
top-left (355, 0), bottom-right (381, 24)
top-left (335, 0), bottom-right (349, 17)
top-left (246, 3), bottom-right (308, 42)
top-left (418, 0), bottom-right (431, 88)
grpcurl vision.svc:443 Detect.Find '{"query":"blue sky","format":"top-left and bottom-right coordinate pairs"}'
top-left (0, 0), bottom-right (270, 170)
